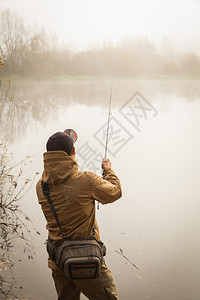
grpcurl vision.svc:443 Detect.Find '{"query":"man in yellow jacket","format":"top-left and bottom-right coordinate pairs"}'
top-left (36, 130), bottom-right (122, 300)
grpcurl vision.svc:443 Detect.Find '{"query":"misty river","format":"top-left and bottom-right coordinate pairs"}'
top-left (1, 78), bottom-right (200, 300)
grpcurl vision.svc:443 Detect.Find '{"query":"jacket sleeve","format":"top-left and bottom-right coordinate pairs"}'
top-left (90, 168), bottom-right (122, 204)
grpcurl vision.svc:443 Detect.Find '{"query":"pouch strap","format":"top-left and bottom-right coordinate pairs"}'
top-left (41, 180), bottom-right (67, 240)
top-left (92, 226), bottom-right (95, 238)
top-left (41, 180), bottom-right (96, 240)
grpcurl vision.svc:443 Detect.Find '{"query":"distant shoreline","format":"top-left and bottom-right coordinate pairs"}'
top-left (1, 74), bottom-right (200, 82)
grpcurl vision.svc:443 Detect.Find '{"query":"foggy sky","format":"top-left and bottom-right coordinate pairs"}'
top-left (0, 0), bottom-right (200, 52)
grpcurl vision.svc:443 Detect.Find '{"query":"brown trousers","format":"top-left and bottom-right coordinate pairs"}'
top-left (49, 259), bottom-right (119, 300)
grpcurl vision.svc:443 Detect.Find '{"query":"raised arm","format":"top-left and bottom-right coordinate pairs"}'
top-left (91, 158), bottom-right (122, 204)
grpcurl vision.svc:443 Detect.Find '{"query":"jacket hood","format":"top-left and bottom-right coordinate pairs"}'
top-left (42, 151), bottom-right (78, 184)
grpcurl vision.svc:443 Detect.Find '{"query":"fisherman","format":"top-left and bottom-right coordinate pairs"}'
top-left (36, 129), bottom-right (122, 300)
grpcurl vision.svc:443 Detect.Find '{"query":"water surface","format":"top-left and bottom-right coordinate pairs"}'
top-left (1, 79), bottom-right (200, 300)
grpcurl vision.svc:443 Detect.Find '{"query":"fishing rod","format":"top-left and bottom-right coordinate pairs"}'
top-left (104, 67), bottom-right (114, 159)
top-left (104, 46), bottom-right (115, 162)
top-left (98, 47), bottom-right (115, 210)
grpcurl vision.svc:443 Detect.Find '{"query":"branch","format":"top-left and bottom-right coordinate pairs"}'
top-left (115, 248), bottom-right (140, 271)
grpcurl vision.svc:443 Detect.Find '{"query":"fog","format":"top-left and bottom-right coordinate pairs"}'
top-left (1, 0), bottom-right (200, 53)
top-left (1, 79), bottom-right (200, 144)
top-left (0, 1), bottom-right (200, 299)
top-left (0, 9), bottom-right (200, 79)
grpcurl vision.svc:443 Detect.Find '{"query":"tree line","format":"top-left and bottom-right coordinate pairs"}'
top-left (0, 9), bottom-right (200, 78)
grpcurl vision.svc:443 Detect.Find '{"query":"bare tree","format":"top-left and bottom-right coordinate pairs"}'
top-left (23, 29), bottom-right (58, 76)
top-left (181, 52), bottom-right (200, 76)
top-left (0, 9), bottom-right (28, 73)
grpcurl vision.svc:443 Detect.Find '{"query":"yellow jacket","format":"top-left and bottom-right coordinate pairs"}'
top-left (36, 151), bottom-right (122, 244)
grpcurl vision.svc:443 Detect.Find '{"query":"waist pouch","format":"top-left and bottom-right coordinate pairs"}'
top-left (47, 238), bottom-right (106, 279)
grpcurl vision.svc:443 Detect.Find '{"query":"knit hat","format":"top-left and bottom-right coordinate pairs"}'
top-left (46, 130), bottom-right (77, 155)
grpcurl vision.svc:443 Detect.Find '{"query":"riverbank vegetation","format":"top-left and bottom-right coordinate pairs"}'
top-left (0, 54), bottom-right (40, 299)
top-left (0, 9), bottom-right (200, 80)
top-left (0, 142), bottom-right (40, 299)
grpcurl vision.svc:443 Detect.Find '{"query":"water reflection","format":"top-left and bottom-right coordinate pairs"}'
top-left (1, 79), bottom-right (200, 299)
top-left (1, 79), bottom-right (200, 144)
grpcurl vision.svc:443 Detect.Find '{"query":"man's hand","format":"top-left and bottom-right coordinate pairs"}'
top-left (102, 158), bottom-right (111, 170)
